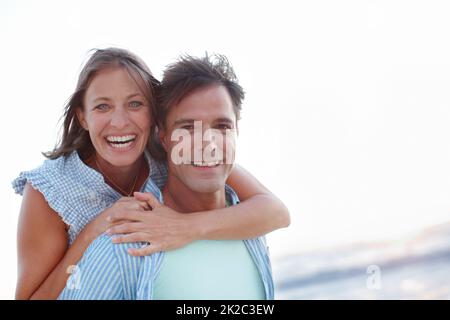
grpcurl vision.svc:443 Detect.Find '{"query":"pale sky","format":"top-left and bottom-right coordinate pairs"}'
top-left (1, 0), bottom-right (450, 299)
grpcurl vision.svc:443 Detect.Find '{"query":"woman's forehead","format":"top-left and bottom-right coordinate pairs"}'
top-left (86, 67), bottom-right (148, 99)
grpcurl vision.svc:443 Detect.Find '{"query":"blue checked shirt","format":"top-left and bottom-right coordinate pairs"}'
top-left (12, 151), bottom-right (167, 244)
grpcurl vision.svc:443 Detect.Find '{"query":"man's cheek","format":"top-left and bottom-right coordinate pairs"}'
top-left (224, 138), bottom-right (236, 164)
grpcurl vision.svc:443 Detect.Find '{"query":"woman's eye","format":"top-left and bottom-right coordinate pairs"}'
top-left (129, 101), bottom-right (143, 108)
top-left (95, 104), bottom-right (109, 111)
top-left (181, 125), bottom-right (194, 130)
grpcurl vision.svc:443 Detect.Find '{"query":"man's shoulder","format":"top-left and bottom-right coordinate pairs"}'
top-left (83, 233), bottom-right (116, 258)
top-left (88, 233), bottom-right (143, 256)
top-left (84, 233), bottom-right (140, 260)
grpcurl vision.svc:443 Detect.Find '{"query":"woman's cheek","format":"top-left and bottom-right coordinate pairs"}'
top-left (138, 110), bottom-right (152, 134)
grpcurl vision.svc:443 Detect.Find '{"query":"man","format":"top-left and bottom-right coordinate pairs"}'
top-left (59, 54), bottom-right (274, 300)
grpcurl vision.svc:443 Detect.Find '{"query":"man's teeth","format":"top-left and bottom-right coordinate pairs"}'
top-left (192, 161), bottom-right (221, 167)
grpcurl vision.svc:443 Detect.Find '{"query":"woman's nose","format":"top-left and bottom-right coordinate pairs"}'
top-left (110, 107), bottom-right (129, 129)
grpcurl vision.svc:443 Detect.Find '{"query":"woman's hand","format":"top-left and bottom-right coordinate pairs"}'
top-left (106, 192), bottom-right (198, 256)
top-left (87, 196), bottom-right (150, 240)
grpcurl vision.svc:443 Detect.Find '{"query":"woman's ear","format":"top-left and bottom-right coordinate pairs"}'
top-left (76, 107), bottom-right (88, 131)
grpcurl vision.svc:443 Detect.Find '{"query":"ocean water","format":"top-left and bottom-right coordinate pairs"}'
top-left (273, 222), bottom-right (450, 300)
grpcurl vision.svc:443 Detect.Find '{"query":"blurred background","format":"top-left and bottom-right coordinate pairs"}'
top-left (1, 0), bottom-right (449, 299)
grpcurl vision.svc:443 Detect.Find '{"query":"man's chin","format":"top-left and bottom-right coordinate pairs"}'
top-left (185, 182), bottom-right (225, 194)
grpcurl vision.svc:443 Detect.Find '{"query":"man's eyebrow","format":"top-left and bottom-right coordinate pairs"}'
top-left (173, 117), bottom-right (235, 126)
top-left (173, 118), bottom-right (196, 126)
top-left (92, 93), bottom-right (143, 103)
top-left (215, 117), bottom-right (234, 124)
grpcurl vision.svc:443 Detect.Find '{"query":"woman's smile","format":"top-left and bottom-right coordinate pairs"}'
top-left (105, 134), bottom-right (137, 150)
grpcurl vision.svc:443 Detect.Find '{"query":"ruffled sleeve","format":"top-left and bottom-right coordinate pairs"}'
top-left (11, 157), bottom-right (83, 243)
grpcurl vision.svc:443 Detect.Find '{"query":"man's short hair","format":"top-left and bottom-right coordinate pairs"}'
top-left (157, 53), bottom-right (245, 128)
top-left (151, 53), bottom-right (245, 161)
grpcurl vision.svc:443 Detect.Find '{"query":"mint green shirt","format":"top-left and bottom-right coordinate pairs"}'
top-left (153, 239), bottom-right (266, 300)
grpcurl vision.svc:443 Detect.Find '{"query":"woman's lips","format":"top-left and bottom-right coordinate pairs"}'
top-left (104, 134), bottom-right (137, 151)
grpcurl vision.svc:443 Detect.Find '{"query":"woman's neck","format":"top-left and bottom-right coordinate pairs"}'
top-left (86, 153), bottom-right (149, 196)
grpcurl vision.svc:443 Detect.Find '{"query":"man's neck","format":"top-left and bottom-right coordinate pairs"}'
top-left (162, 175), bottom-right (226, 213)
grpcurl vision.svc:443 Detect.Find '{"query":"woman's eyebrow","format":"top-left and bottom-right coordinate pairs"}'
top-left (92, 93), bottom-right (142, 103)
top-left (92, 96), bottom-right (111, 103)
top-left (126, 93), bottom-right (143, 99)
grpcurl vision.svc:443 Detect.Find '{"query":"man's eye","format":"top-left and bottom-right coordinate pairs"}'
top-left (95, 104), bottom-right (109, 111)
top-left (217, 124), bottom-right (232, 130)
top-left (129, 101), bottom-right (143, 108)
top-left (181, 125), bottom-right (194, 130)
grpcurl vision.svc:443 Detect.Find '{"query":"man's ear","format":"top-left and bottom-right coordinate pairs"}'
top-left (76, 107), bottom-right (88, 131)
top-left (158, 126), bottom-right (168, 152)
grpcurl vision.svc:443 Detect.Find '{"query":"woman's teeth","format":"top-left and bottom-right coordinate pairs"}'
top-left (106, 135), bottom-right (136, 148)
top-left (107, 135), bottom-right (136, 142)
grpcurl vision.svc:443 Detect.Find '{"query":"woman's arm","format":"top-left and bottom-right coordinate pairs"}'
top-left (110, 164), bottom-right (290, 256)
top-left (199, 164), bottom-right (290, 239)
top-left (16, 184), bottom-right (146, 299)
top-left (16, 183), bottom-right (99, 299)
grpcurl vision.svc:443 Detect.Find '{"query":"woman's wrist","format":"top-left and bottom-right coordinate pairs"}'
top-left (183, 211), bottom-right (208, 241)
top-left (187, 210), bottom-right (215, 241)
top-left (80, 219), bottom-right (102, 244)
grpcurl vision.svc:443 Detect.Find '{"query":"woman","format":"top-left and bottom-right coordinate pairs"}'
top-left (12, 48), bottom-right (290, 300)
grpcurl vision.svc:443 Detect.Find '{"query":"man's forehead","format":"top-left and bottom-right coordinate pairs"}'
top-left (169, 86), bottom-right (236, 123)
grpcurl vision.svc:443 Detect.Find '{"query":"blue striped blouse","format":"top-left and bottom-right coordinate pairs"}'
top-left (58, 186), bottom-right (274, 300)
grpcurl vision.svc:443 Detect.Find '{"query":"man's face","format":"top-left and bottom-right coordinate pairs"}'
top-left (161, 85), bottom-right (237, 194)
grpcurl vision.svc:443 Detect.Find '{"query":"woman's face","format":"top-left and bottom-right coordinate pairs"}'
top-left (77, 67), bottom-right (151, 168)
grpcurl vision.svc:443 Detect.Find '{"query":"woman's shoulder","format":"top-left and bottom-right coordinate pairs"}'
top-left (11, 151), bottom-right (108, 244)
top-left (12, 151), bottom-right (80, 196)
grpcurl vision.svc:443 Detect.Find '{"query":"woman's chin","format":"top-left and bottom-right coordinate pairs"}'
top-left (99, 144), bottom-right (145, 168)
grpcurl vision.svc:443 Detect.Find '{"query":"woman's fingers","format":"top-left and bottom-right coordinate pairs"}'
top-left (111, 232), bottom-right (148, 244)
top-left (117, 197), bottom-right (149, 211)
top-left (133, 192), bottom-right (162, 210)
top-left (107, 222), bottom-right (145, 235)
top-left (140, 201), bottom-right (151, 211)
top-left (107, 209), bottom-right (145, 223)
top-left (127, 243), bottom-right (162, 257)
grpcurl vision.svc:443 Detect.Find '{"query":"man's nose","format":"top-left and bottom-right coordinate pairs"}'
top-left (202, 129), bottom-right (222, 158)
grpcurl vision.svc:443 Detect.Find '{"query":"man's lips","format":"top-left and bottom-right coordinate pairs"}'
top-left (191, 160), bottom-right (222, 168)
